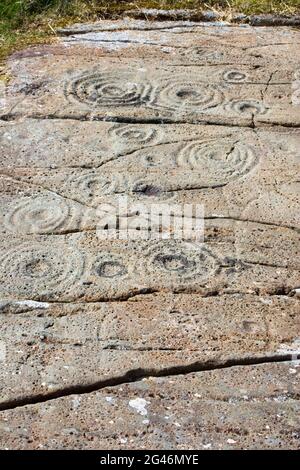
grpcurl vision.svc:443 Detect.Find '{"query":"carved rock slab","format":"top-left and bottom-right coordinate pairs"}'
top-left (0, 19), bottom-right (299, 450)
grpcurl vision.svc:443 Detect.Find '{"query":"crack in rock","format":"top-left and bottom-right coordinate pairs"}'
top-left (0, 354), bottom-right (299, 412)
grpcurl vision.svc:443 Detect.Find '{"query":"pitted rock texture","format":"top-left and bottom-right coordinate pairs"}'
top-left (0, 294), bottom-right (299, 408)
top-left (0, 363), bottom-right (299, 449)
top-left (0, 19), bottom-right (299, 450)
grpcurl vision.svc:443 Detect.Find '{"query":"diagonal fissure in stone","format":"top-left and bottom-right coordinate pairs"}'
top-left (0, 354), bottom-right (299, 412)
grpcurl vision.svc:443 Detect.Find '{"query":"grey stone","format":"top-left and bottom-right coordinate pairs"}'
top-left (123, 9), bottom-right (221, 22)
top-left (249, 14), bottom-right (300, 27)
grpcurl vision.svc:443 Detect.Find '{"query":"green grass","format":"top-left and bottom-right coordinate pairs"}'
top-left (1, 1), bottom-right (300, 65)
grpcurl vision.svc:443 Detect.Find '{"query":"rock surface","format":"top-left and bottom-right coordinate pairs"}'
top-left (0, 19), bottom-right (299, 450)
top-left (0, 294), bottom-right (299, 408)
top-left (0, 363), bottom-right (299, 449)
